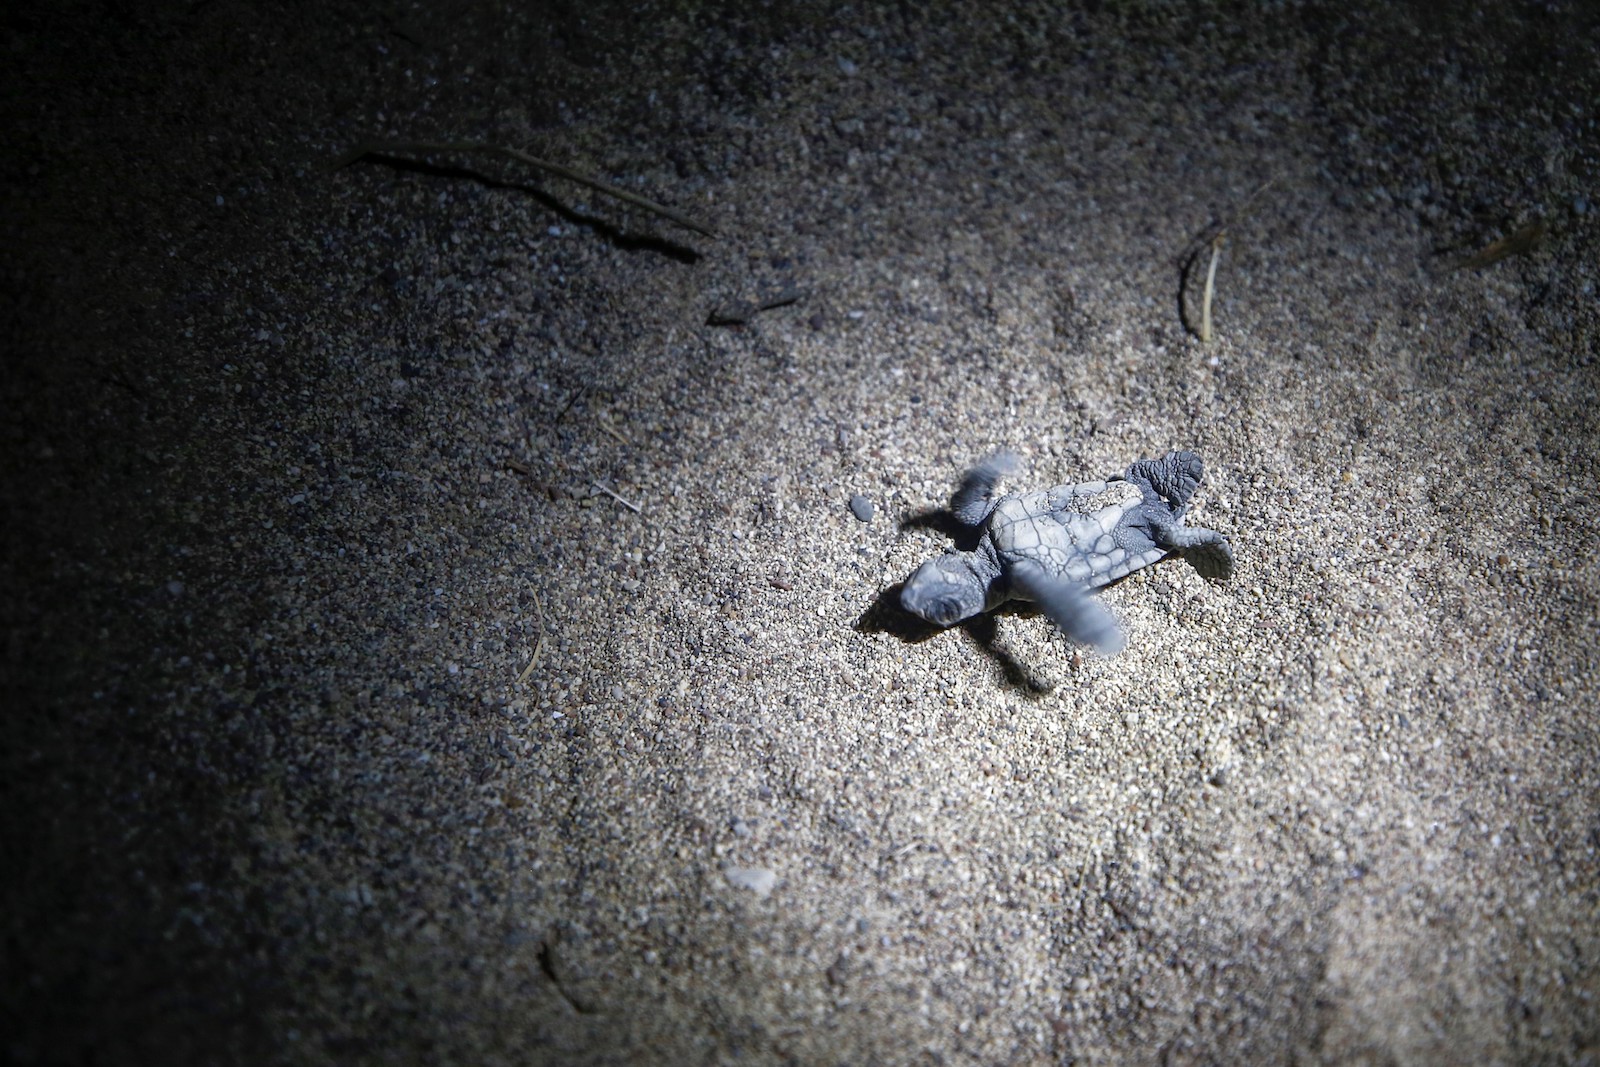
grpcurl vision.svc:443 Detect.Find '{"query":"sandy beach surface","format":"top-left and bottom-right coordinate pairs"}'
top-left (5, 2), bottom-right (1598, 1063)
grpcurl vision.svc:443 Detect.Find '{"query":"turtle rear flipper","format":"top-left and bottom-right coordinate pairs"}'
top-left (1009, 562), bottom-right (1126, 656)
top-left (951, 450), bottom-right (1021, 526)
top-left (1159, 525), bottom-right (1234, 581)
top-left (1124, 450), bottom-right (1205, 515)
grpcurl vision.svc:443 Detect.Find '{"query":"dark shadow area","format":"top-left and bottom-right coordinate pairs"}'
top-left (345, 153), bottom-right (704, 264)
top-left (898, 508), bottom-right (983, 551)
top-left (857, 584), bottom-right (1056, 696)
top-left (855, 581), bottom-right (939, 643)
top-left (960, 612), bottom-right (1057, 695)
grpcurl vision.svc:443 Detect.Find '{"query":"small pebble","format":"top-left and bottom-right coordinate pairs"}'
top-left (724, 867), bottom-right (776, 896)
top-left (849, 494), bottom-right (874, 523)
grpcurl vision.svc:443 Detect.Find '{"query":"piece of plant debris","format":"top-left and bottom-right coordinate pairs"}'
top-left (337, 139), bottom-right (718, 238)
top-left (1452, 219), bottom-right (1547, 271)
top-left (1177, 176), bottom-right (1277, 342)
top-left (1200, 234), bottom-right (1224, 344)
top-left (707, 286), bottom-right (806, 325)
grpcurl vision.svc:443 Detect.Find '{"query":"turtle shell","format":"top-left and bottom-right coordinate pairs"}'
top-left (988, 479), bottom-right (1166, 589)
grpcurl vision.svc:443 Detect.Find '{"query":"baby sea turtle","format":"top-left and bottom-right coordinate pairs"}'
top-left (899, 450), bottom-right (1233, 655)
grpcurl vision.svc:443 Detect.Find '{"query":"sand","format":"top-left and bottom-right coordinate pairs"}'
top-left (4, 2), bottom-right (1597, 1064)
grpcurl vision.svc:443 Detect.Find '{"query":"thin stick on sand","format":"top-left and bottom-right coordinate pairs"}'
top-left (337, 139), bottom-right (718, 238)
top-left (1200, 234), bottom-right (1224, 344)
top-left (592, 481), bottom-right (643, 514)
top-left (516, 591), bottom-right (546, 685)
top-left (1180, 176), bottom-right (1276, 342)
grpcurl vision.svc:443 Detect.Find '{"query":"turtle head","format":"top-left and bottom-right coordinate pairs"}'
top-left (900, 552), bottom-right (987, 628)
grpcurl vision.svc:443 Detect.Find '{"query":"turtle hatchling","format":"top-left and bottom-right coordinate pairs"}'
top-left (899, 450), bottom-right (1233, 655)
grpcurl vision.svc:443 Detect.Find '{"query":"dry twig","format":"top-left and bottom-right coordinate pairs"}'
top-left (337, 139), bottom-right (718, 238)
top-left (1453, 219), bottom-right (1547, 271)
top-left (592, 481), bottom-right (643, 513)
top-left (595, 414), bottom-right (630, 447)
top-left (1179, 176), bottom-right (1277, 342)
top-left (1200, 234), bottom-right (1224, 344)
top-left (516, 591), bottom-right (546, 685)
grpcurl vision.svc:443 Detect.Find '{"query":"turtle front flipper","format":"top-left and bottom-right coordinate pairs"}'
top-left (950, 450), bottom-right (1021, 526)
top-left (1008, 561), bottom-right (1126, 656)
top-left (1123, 450), bottom-right (1205, 516)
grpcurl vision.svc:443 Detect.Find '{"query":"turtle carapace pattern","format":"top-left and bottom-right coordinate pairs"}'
top-left (899, 450), bottom-right (1233, 656)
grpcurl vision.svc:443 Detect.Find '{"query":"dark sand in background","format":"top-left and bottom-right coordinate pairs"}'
top-left (4, 2), bottom-right (1598, 1063)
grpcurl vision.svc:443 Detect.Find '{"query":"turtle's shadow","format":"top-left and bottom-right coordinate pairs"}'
top-left (855, 583), bottom-right (1056, 696)
top-left (899, 507), bottom-right (984, 551)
